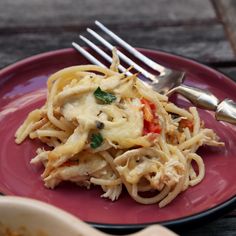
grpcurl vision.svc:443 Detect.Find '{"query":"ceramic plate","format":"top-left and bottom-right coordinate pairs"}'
top-left (0, 48), bottom-right (236, 233)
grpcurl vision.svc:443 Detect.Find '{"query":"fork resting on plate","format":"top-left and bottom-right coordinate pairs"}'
top-left (72, 21), bottom-right (236, 125)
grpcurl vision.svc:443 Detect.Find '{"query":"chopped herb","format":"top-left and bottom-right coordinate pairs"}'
top-left (90, 133), bottom-right (103, 149)
top-left (95, 120), bottom-right (105, 129)
top-left (94, 87), bottom-right (116, 104)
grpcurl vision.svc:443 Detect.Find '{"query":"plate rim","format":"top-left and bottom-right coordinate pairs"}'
top-left (89, 196), bottom-right (236, 233)
top-left (1, 47), bottom-right (236, 233)
top-left (1, 47), bottom-right (236, 88)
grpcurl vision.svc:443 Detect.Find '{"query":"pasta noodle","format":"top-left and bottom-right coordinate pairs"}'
top-left (15, 51), bottom-right (224, 207)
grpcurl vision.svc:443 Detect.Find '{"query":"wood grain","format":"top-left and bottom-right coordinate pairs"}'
top-left (213, 0), bottom-right (236, 53)
top-left (0, 24), bottom-right (234, 69)
top-left (0, 0), bottom-right (216, 28)
top-left (0, 0), bottom-right (234, 69)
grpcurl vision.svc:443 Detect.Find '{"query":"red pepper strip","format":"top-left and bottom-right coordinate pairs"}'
top-left (143, 120), bottom-right (151, 135)
top-left (148, 122), bottom-right (162, 134)
top-left (149, 102), bottom-right (156, 111)
top-left (179, 119), bottom-right (194, 132)
top-left (141, 98), bottom-right (161, 134)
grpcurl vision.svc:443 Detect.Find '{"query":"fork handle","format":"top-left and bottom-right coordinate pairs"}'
top-left (167, 84), bottom-right (236, 125)
top-left (215, 99), bottom-right (236, 124)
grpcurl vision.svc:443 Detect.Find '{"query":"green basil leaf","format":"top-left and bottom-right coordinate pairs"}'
top-left (90, 133), bottom-right (103, 149)
top-left (94, 87), bottom-right (116, 104)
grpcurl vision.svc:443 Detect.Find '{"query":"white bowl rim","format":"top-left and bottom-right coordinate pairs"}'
top-left (0, 196), bottom-right (104, 236)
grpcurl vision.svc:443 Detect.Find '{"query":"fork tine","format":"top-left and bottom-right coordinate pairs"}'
top-left (87, 28), bottom-right (156, 81)
top-left (95, 21), bottom-right (166, 74)
top-left (72, 42), bottom-right (106, 67)
top-left (79, 35), bottom-right (133, 76)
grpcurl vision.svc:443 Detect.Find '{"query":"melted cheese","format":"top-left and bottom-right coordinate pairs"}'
top-left (62, 90), bottom-right (144, 148)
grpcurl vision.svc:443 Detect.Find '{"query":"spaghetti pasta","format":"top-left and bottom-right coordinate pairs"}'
top-left (15, 51), bottom-right (224, 207)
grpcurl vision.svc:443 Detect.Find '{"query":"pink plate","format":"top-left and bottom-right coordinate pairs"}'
top-left (0, 48), bottom-right (236, 232)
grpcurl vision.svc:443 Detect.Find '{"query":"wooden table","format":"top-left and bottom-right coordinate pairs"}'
top-left (1, 0), bottom-right (236, 235)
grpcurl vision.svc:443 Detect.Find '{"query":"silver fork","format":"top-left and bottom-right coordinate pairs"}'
top-left (72, 21), bottom-right (236, 125)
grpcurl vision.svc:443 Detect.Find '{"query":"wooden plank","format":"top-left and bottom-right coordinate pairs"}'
top-left (213, 0), bottom-right (236, 53)
top-left (0, 0), bottom-right (216, 28)
top-left (113, 24), bottom-right (235, 64)
top-left (179, 217), bottom-right (236, 236)
top-left (0, 24), bottom-right (234, 69)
